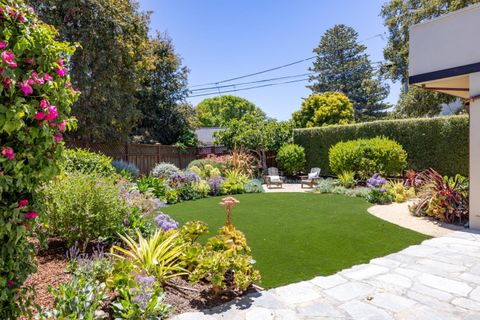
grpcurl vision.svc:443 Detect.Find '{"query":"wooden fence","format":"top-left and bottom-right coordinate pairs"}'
top-left (67, 141), bottom-right (198, 174)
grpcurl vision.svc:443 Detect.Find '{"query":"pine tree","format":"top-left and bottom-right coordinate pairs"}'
top-left (308, 24), bottom-right (389, 121)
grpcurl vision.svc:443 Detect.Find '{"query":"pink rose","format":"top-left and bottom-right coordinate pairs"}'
top-left (0, 41), bottom-right (7, 49)
top-left (53, 133), bottom-right (62, 143)
top-left (55, 67), bottom-right (67, 77)
top-left (19, 80), bottom-right (33, 96)
top-left (1, 146), bottom-right (14, 159)
top-left (35, 112), bottom-right (45, 120)
top-left (1, 50), bottom-right (17, 67)
top-left (44, 73), bottom-right (53, 81)
top-left (39, 99), bottom-right (48, 109)
top-left (18, 199), bottom-right (28, 209)
top-left (65, 82), bottom-right (72, 88)
top-left (58, 120), bottom-right (67, 131)
top-left (3, 77), bottom-right (11, 90)
top-left (18, 15), bottom-right (25, 23)
top-left (25, 58), bottom-right (33, 65)
top-left (24, 211), bottom-right (39, 219)
top-left (32, 72), bottom-right (44, 85)
top-left (45, 105), bottom-right (58, 121)
top-left (59, 58), bottom-right (64, 67)
top-left (6, 6), bottom-right (16, 18)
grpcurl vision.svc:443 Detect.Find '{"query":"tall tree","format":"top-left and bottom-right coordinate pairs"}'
top-left (380, 0), bottom-right (477, 116)
top-left (308, 24), bottom-right (389, 121)
top-left (132, 34), bottom-right (194, 144)
top-left (196, 95), bottom-right (265, 127)
top-left (30, 0), bottom-right (151, 142)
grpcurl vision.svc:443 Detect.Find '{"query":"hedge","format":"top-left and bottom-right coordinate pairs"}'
top-left (293, 115), bottom-right (468, 177)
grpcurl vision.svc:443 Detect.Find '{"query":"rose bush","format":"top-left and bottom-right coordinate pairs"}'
top-left (0, 1), bottom-right (79, 317)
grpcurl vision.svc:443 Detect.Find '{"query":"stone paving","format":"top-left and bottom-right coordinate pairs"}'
top-left (172, 231), bottom-right (480, 320)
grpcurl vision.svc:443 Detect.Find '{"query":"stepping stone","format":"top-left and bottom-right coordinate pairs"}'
top-left (324, 282), bottom-right (374, 302)
top-left (418, 273), bottom-right (472, 296)
top-left (310, 274), bottom-right (347, 289)
top-left (296, 300), bottom-right (345, 318)
top-left (376, 273), bottom-right (412, 288)
top-left (272, 282), bottom-right (321, 305)
top-left (368, 292), bottom-right (417, 312)
top-left (245, 307), bottom-right (274, 320)
top-left (340, 300), bottom-right (394, 320)
top-left (452, 297), bottom-right (480, 311)
top-left (342, 264), bottom-right (389, 280)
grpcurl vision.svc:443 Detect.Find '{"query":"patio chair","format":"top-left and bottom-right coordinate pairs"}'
top-left (265, 167), bottom-right (283, 189)
top-left (300, 167), bottom-right (321, 188)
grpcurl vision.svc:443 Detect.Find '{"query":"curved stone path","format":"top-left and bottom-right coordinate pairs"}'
top-left (173, 231), bottom-right (480, 319)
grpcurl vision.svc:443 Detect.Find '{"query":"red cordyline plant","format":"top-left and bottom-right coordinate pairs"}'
top-left (411, 168), bottom-right (469, 224)
top-left (403, 169), bottom-right (424, 190)
top-left (0, 1), bottom-right (79, 317)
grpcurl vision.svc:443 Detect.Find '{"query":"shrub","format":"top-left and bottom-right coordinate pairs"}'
top-left (187, 156), bottom-right (230, 176)
top-left (411, 169), bottom-right (469, 224)
top-left (276, 144), bottom-right (306, 175)
top-left (40, 172), bottom-right (130, 245)
top-left (385, 180), bottom-right (416, 203)
top-left (344, 187), bottom-right (370, 198)
top-left (244, 179), bottom-right (264, 193)
top-left (294, 115), bottom-right (468, 176)
top-left (62, 148), bottom-right (116, 176)
top-left (313, 178), bottom-right (336, 194)
top-left (337, 171), bottom-right (356, 188)
top-left (329, 136), bottom-right (407, 180)
top-left (112, 160), bottom-right (140, 179)
top-left (366, 188), bottom-right (393, 205)
top-left (135, 176), bottom-right (167, 199)
top-left (223, 169), bottom-right (248, 195)
top-left (0, 2), bottom-right (80, 316)
top-left (151, 162), bottom-right (182, 179)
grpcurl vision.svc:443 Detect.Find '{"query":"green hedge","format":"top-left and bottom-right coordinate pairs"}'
top-left (294, 115), bottom-right (468, 177)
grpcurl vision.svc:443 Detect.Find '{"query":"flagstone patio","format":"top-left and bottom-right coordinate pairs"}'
top-left (173, 231), bottom-right (480, 320)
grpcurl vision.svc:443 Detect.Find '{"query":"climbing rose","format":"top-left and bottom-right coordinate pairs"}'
top-left (1, 146), bottom-right (15, 159)
top-left (53, 133), bottom-right (62, 143)
top-left (44, 73), bottom-right (53, 81)
top-left (3, 77), bottom-right (11, 90)
top-left (45, 105), bottom-right (58, 121)
top-left (58, 120), bottom-right (67, 131)
top-left (0, 41), bottom-right (7, 49)
top-left (18, 199), bottom-right (28, 209)
top-left (55, 67), bottom-right (67, 77)
top-left (1, 50), bottom-right (17, 67)
top-left (19, 80), bottom-right (34, 96)
top-left (39, 99), bottom-right (48, 109)
top-left (35, 112), bottom-right (45, 120)
top-left (25, 58), bottom-right (33, 65)
top-left (24, 212), bottom-right (39, 219)
top-left (32, 72), bottom-right (44, 85)
top-left (65, 82), bottom-right (72, 88)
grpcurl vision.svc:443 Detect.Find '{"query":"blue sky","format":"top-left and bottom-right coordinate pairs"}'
top-left (138, 0), bottom-right (401, 121)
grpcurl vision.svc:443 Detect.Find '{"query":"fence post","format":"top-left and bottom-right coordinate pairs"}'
top-left (156, 144), bottom-right (160, 164)
top-left (125, 143), bottom-right (129, 162)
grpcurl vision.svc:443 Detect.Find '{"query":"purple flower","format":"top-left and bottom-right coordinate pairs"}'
top-left (154, 213), bottom-right (179, 231)
top-left (208, 176), bottom-right (225, 196)
top-left (131, 275), bottom-right (155, 309)
top-left (366, 173), bottom-right (386, 189)
top-left (379, 188), bottom-right (387, 193)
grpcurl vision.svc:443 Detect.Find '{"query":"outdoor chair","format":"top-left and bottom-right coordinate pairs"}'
top-left (300, 167), bottom-right (321, 188)
top-left (265, 167), bottom-right (284, 189)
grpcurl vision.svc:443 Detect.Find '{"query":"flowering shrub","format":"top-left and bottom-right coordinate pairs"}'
top-left (365, 173), bottom-right (393, 204)
top-left (207, 176), bottom-right (225, 196)
top-left (0, 1), bottom-right (79, 316)
top-left (366, 173), bottom-right (387, 188)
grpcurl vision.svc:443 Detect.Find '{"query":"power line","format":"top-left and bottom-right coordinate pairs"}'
top-left (190, 73), bottom-right (314, 92)
top-left (190, 33), bottom-right (384, 88)
top-left (189, 78), bottom-right (309, 98)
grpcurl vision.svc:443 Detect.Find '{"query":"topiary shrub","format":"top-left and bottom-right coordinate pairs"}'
top-left (151, 162), bottom-right (182, 179)
top-left (112, 160), bottom-right (140, 178)
top-left (0, 2), bottom-right (80, 317)
top-left (40, 172), bottom-right (130, 245)
top-left (62, 148), bottom-right (116, 176)
top-left (276, 144), bottom-right (306, 175)
top-left (329, 136), bottom-right (407, 180)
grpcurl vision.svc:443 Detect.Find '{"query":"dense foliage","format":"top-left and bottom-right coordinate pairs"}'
top-left (196, 95), bottom-right (265, 127)
top-left (0, 1), bottom-right (79, 316)
top-left (395, 85), bottom-right (456, 118)
top-left (151, 162), bottom-right (182, 179)
top-left (329, 137), bottom-right (407, 179)
top-left (62, 148), bottom-right (116, 176)
top-left (308, 24), bottom-right (389, 120)
top-left (214, 113), bottom-right (293, 171)
top-left (294, 115), bottom-right (468, 176)
top-left (276, 144), bottom-right (306, 175)
top-left (292, 92), bottom-right (354, 128)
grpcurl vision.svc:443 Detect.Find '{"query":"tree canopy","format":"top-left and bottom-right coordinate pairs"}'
top-left (132, 33), bottom-right (194, 145)
top-left (308, 24), bottom-right (389, 121)
top-left (292, 92), bottom-right (355, 128)
top-left (196, 95), bottom-right (265, 127)
top-left (214, 113), bottom-right (292, 170)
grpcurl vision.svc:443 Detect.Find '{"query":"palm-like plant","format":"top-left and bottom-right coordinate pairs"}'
top-left (111, 230), bottom-right (188, 284)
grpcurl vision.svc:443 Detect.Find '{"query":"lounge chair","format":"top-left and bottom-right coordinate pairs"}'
top-left (265, 167), bottom-right (283, 189)
top-left (300, 167), bottom-right (321, 188)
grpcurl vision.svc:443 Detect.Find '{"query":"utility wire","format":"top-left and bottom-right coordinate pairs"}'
top-left (189, 78), bottom-right (309, 98)
top-left (190, 33), bottom-right (384, 88)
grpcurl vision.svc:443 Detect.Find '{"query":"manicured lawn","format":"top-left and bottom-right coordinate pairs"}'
top-left (161, 193), bottom-right (429, 288)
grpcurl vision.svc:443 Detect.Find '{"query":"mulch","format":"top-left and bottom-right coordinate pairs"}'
top-left (24, 238), bottom-right (255, 317)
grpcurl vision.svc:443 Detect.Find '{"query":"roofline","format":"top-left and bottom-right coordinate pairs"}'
top-left (410, 3), bottom-right (480, 30)
top-left (409, 62), bottom-right (480, 84)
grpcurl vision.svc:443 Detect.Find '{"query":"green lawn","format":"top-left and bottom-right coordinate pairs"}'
top-left (161, 193), bottom-right (429, 288)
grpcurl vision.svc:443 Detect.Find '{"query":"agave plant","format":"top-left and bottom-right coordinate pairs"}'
top-left (411, 169), bottom-right (468, 224)
top-left (111, 230), bottom-right (188, 284)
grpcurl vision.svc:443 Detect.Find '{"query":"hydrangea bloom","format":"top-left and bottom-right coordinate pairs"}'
top-left (154, 212), bottom-right (179, 231)
top-left (366, 173), bottom-right (386, 188)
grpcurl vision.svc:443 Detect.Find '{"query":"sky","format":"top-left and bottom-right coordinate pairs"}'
top-left (137, 0), bottom-right (401, 121)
